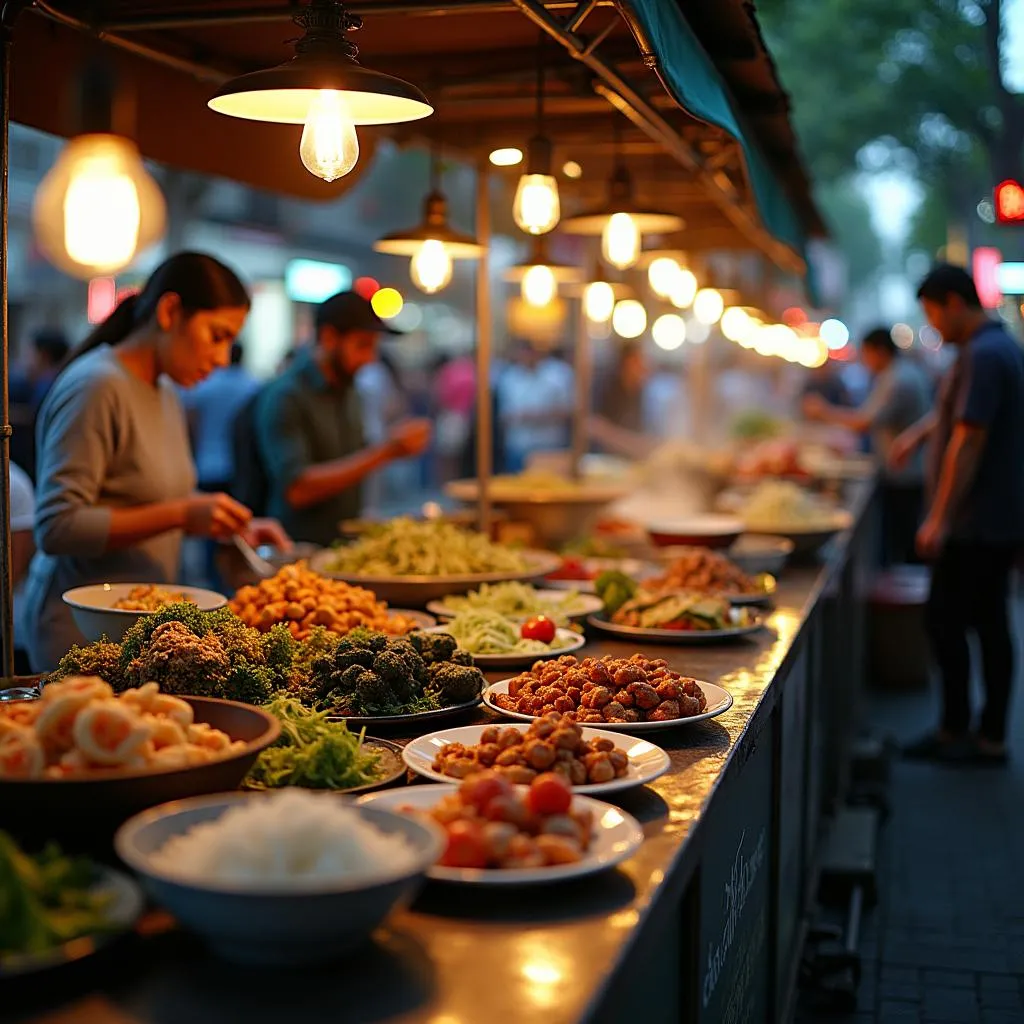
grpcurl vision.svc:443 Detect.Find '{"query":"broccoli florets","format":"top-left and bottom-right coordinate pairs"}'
top-left (210, 614), bottom-right (266, 666)
top-left (383, 637), bottom-right (427, 687)
top-left (427, 662), bottom-right (484, 705)
top-left (344, 628), bottom-right (387, 653)
top-left (372, 649), bottom-right (414, 693)
top-left (50, 641), bottom-right (126, 690)
top-left (263, 624), bottom-right (297, 672)
top-left (119, 602), bottom-right (211, 673)
top-left (354, 669), bottom-right (395, 711)
top-left (335, 663), bottom-right (371, 693)
top-left (125, 621), bottom-right (230, 696)
top-left (409, 631), bottom-right (458, 665)
top-left (320, 691), bottom-right (361, 717)
top-left (221, 661), bottom-right (275, 706)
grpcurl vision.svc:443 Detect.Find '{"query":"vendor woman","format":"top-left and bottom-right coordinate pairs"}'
top-left (23, 252), bottom-right (288, 671)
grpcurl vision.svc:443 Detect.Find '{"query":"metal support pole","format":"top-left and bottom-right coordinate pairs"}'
top-left (0, 1), bottom-right (28, 684)
top-left (474, 158), bottom-right (493, 537)
top-left (570, 300), bottom-right (591, 479)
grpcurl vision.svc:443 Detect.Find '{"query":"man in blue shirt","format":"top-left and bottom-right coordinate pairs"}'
top-left (253, 292), bottom-right (431, 547)
top-left (898, 265), bottom-right (1024, 764)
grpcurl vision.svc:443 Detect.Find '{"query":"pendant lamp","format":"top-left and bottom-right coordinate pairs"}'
top-left (561, 119), bottom-right (684, 269)
top-left (33, 60), bottom-right (165, 279)
top-left (512, 37), bottom-right (560, 235)
top-left (374, 144), bottom-right (484, 295)
top-left (208, 0), bottom-right (432, 181)
top-left (504, 236), bottom-right (582, 307)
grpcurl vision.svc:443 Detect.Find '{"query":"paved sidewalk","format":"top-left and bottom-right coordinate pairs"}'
top-left (798, 603), bottom-right (1024, 1023)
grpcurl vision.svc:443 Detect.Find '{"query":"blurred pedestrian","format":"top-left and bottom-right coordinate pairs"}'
top-left (804, 326), bottom-right (931, 564)
top-left (897, 265), bottom-right (1024, 764)
top-left (181, 343), bottom-right (260, 587)
top-left (496, 342), bottom-right (573, 472)
top-left (11, 328), bottom-right (71, 480)
top-left (253, 291), bottom-right (431, 546)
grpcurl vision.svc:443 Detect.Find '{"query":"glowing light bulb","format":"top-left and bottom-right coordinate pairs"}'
top-left (32, 134), bottom-right (166, 279)
top-left (648, 257), bottom-right (680, 298)
top-left (513, 174), bottom-right (560, 235)
top-left (669, 268), bottom-right (698, 310)
top-left (584, 281), bottom-right (615, 323)
top-left (299, 90), bottom-right (360, 182)
top-left (602, 212), bottom-right (640, 270)
top-left (410, 239), bottom-right (453, 294)
top-left (720, 307), bottom-right (752, 343)
top-left (522, 264), bottom-right (556, 306)
top-left (652, 313), bottom-right (686, 351)
top-left (612, 299), bottom-right (646, 339)
top-left (693, 287), bottom-right (724, 325)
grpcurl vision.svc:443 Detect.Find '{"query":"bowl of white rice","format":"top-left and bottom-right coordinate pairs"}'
top-left (115, 789), bottom-right (444, 965)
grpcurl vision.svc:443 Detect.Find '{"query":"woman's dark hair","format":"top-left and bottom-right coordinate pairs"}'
top-left (861, 326), bottom-right (897, 356)
top-left (67, 252), bottom-right (250, 367)
top-left (916, 264), bottom-right (982, 309)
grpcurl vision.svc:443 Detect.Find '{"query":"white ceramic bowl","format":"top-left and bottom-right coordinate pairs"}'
top-left (115, 793), bottom-right (444, 966)
top-left (646, 515), bottom-right (744, 550)
top-left (62, 584), bottom-right (228, 643)
top-left (728, 535), bottom-right (795, 576)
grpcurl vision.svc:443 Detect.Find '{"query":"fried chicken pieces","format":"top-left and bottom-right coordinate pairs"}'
top-left (432, 713), bottom-right (630, 786)
top-left (494, 654), bottom-right (707, 724)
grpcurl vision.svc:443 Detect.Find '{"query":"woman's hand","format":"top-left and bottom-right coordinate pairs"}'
top-left (243, 518), bottom-right (293, 552)
top-left (184, 492), bottom-right (252, 539)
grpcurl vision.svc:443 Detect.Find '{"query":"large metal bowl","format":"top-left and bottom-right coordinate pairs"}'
top-left (308, 548), bottom-right (563, 608)
top-left (445, 478), bottom-right (629, 547)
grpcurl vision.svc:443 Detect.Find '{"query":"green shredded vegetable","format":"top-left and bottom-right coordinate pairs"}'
top-left (323, 519), bottom-right (527, 577)
top-left (0, 833), bottom-right (113, 960)
top-left (247, 696), bottom-right (383, 790)
top-left (442, 611), bottom-right (573, 657)
top-left (441, 581), bottom-right (582, 626)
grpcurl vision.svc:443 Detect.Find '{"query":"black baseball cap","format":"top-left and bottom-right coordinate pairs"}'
top-left (315, 290), bottom-right (403, 335)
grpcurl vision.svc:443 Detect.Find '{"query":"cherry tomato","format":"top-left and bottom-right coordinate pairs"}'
top-left (439, 820), bottom-right (489, 868)
top-left (526, 772), bottom-right (573, 816)
top-left (458, 771), bottom-right (513, 813)
top-left (521, 615), bottom-right (557, 645)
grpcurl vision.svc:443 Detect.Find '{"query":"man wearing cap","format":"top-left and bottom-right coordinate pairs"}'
top-left (253, 291), bottom-right (431, 547)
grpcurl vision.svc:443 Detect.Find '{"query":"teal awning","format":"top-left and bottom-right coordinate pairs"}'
top-left (625, 0), bottom-right (808, 264)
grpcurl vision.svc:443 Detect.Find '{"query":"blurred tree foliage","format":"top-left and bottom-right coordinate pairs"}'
top-left (759, 0), bottom-right (1023, 264)
top-left (814, 178), bottom-right (884, 287)
top-left (757, 0), bottom-right (1022, 185)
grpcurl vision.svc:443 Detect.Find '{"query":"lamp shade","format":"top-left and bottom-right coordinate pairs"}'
top-left (561, 165), bottom-right (684, 235)
top-left (208, 1), bottom-right (431, 125)
top-left (209, 58), bottom-right (432, 125)
top-left (374, 191), bottom-right (484, 258)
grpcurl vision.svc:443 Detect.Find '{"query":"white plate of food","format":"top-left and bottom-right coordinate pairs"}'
top-left (425, 585), bottom-right (603, 623)
top-left (418, 623), bottom-right (586, 669)
top-left (586, 612), bottom-right (765, 644)
top-left (401, 720), bottom-right (671, 795)
top-left (483, 676), bottom-right (733, 732)
top-left (359, 780), bottom-right (644, 885)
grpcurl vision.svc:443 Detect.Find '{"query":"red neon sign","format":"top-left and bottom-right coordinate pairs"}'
top-left (973, 247), bottom-right (1003, 308)
top-left (995, 180), bottom-right (1024, 224)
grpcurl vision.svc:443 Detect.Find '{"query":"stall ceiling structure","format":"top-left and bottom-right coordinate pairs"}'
top-left (9, 0), bottom-right (825, 276)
